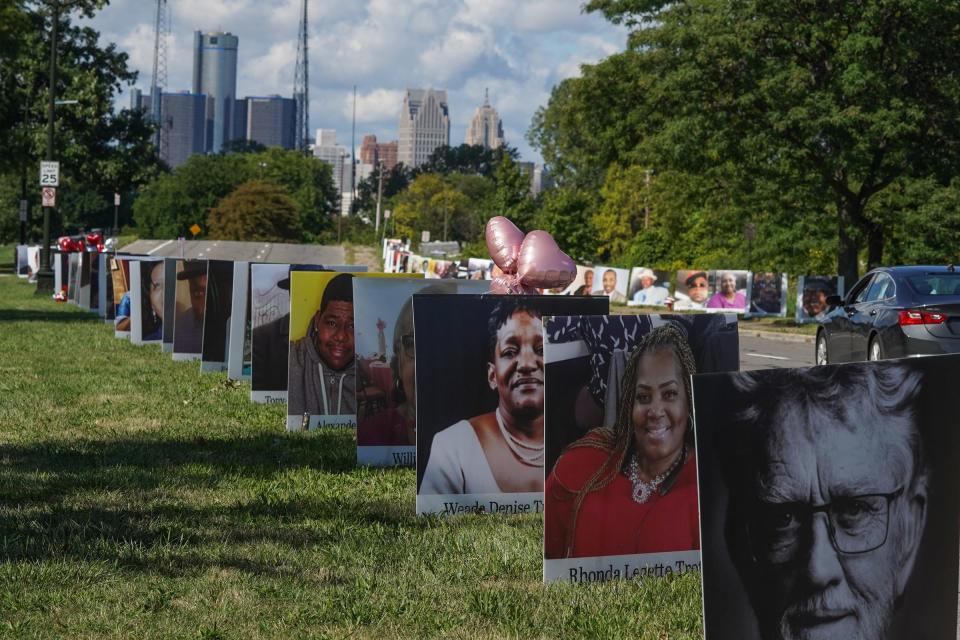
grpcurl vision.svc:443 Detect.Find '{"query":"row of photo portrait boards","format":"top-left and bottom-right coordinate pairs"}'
top-left (58, 248), bottom-right (959, 639)
top-left (384, 242), bottom-right (847, 323)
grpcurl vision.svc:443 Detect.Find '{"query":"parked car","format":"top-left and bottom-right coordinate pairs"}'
top-left (815, 266), bottom-right (960, 364)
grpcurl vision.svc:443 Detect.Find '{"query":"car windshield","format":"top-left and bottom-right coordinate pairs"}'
top-left (905, 274), bottom-right (960, 296)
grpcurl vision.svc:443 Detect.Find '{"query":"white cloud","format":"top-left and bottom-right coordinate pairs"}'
top-left (346, 89), bottom-right (407, 123)
top-left (86, 0), bottom-right (629, 162)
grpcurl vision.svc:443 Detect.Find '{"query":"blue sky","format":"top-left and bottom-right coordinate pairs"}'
top-left (82, 0), bottom-right (627, 163)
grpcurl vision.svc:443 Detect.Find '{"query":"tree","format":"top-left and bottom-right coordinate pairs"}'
top-left (391, 173), bottom-right (481, 244)
top-left (490, 155), bottom-right (536, 232)
top-left (584, 0), bottom-right (960, 282)
top-left (352, 163), bottom-right (413, 217)
top-left (133, 153), bottom-right (250, 237)
top-left (207, 181), bottom-right (301, 242)
top-left (249, 148), bottom-right (337, 241)
top-left (132, 149), bottom-right (337, 241)
top-left (419, 144), bottom-right (518, 177)
top-left (0, 1), bottom-right (160, 240)
top-left (534, 187), bottom-right (597, 263)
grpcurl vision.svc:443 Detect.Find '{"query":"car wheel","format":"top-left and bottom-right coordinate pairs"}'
top-left (868, 336), bottom-right (883, 361)
top-left (816, 332), bottom-right (829, 366)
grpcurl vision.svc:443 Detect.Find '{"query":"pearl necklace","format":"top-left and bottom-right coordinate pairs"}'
top-left (495, 408), bottom-right (544, 468)
top-left (626, 444), bottom-right (686, 504)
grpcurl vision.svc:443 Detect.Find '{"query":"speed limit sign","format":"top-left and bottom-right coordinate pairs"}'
top-left (39, 161), bottom-right (59, 187)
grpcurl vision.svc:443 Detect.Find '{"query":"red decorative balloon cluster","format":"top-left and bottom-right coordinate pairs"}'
top-left (485, 216), bottom-right (576, 294)
top-left (57, 234), bottom-right (105, 253)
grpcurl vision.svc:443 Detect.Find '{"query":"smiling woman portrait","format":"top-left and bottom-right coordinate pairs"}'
top-left (545, 324), bottom-right (700, 559)
top-left (420, 300), bottom-right (546, 495)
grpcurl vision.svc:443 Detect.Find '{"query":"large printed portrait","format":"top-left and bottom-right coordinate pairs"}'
top-left (286, 271), bottom-right (359, 429)
top-left (354, 278), bottom-right (487, 466)
top-left (227, 261), bottom-right (251, 381)
top-left (286, 272), bottom-right (410, 430)
top-left (88, 251), bottom-right (100, 312)
top-left (695, 356), bottom-right (960, 640)
top-left (250, 263), bottom-right (351, 403)
top-left (543, 314), bottom-right (739, 583)
top-left (548, 265), bottom-right (594, 296)
top-left (77, 251), bottom-right (92, 309)
top-left (173, 260), bottom-right (208, 360)
top-left (705, 270), bottom-right (749, 313)
top-left (590, 265), bottom-right (630, 304)
top-left (627, 267), bottom-right (672, 307)
top-left (796, 275), bottom-right (845, 323)
top-left (130, 258), bottom-right (164, 345)
top-left (67, 252), bottom-right (80, 304)
top-left (250, 263), bottom-right (291, 403)
top-left (747, 272), bottom-right (788, 317)
top-left (200, 260), bottom-right (234, 372)
top-left (111, 257), bottom-right (131, 337)
top-left (674, 269), bottom-right (711, 310)
top-left (161, 258), bottom-right (177, 352)
top-left (98, 253), bottom-right (114, 321)
top-left (414, 294), bottom-right (609, 516)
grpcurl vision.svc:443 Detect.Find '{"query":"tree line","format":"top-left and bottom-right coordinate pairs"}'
top-left (6, 0), bottom-right (960, 282)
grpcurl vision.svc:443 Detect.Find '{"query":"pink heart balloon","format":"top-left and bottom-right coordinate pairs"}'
top-left (489, 274), bottom-right (539, 295)
top-left (516, 230), bottom-right (576, 290)
top-left (485, 216), bottom-right (525, 275)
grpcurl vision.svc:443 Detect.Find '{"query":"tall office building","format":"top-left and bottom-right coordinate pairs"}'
top-left (465, 89), bottom-right (504, 149)
top-left (245, 96), bottom-right (297, 149)
top-left (313, 129), bottom-right (353, 212)
top-left (397, 88), bottom-right (449, 168)
top-left (232, 98), bottom-right (248, 145)
top-left (193, 31), bottom-right (239, 153)
top-left (133, 89), bottom-right (208, 168)
top-left (358, 134), bottom-right (399, 181)
top-left (161, 92), bottom-right (208, 167)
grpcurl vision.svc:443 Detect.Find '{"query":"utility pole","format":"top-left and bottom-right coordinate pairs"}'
top-left (374, 160), bottom-right (384, 233)
top-left (350, 85), bottom-right (356, 205)
top-left (293, 0), bottom-right (309, 153)
top-left (36, 1), bottom-right (61, 292)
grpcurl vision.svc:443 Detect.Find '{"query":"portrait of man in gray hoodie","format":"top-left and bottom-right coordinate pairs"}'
top-left (288, 273), bottom-right (357, 426)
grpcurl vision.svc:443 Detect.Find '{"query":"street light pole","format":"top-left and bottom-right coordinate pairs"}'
top-left (36, 0), bottom-right (61, 293)
top-left (374, 160), bottom-right (384, 233)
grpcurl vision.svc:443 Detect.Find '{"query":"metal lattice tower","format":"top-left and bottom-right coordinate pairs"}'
top-left (150, 0), bottom-right (170, 158)
top-left (293, 0), bottom-right (309, 153)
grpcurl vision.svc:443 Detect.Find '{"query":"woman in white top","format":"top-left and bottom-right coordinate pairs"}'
top-left (420, 301), bottom-right (545, 495)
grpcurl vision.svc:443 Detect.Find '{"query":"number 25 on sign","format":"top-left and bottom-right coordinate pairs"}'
top-left (39, 161), bottom-right (59, 187)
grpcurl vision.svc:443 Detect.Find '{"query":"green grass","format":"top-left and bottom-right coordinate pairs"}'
top-left (0, 275), bottom-right (703, 639)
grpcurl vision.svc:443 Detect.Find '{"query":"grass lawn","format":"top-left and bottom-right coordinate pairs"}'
top-left (0, 272), bottom-right (703, 639)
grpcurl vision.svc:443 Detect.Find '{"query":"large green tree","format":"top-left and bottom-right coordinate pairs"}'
top-left (133, 149), bottom-right (337, 240)
top-left (583, 0), bottom-right (960, 282)
top-left (207, 180), bottom-right (301, 243)
top-left (0, 0), bottom-right (160, 240)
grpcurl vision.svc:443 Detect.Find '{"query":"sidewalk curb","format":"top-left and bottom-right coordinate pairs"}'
top-left (742, 328), bottom-right (815, 344)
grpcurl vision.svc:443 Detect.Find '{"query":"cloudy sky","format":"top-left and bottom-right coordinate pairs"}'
top-left (82, 0), bottom-right (627, 163)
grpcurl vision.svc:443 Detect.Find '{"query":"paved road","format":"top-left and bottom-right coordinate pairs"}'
top-left (739, 333), bottom-right (815, 371)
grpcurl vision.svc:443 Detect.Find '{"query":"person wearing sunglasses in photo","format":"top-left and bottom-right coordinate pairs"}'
top-left (673, 271), bottom-right (710, 310)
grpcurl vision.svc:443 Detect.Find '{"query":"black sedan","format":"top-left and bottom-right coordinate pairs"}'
top-left (815, 266), bottom-right (960, 364)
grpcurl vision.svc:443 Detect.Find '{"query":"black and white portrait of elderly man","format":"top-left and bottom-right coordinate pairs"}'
top-left (696, 359), bottom-right (960, 640)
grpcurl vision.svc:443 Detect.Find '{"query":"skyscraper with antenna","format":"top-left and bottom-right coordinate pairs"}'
top-left (293, 0), bottom-right (309, 153)
top-left (150, 0), bottom-right (171, 158)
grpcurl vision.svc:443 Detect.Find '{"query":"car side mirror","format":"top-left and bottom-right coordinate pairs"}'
top-left (825, 294), bottom-right (843, 307)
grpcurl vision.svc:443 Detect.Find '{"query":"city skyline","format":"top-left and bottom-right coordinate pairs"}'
top-left (81, 0), bottom-right (628, 164)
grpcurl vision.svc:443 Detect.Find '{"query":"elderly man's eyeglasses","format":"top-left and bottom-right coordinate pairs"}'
top-left (688, 281), bottom-right (708, 289)
top-left (748, 488), bottom-right (903, 565)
